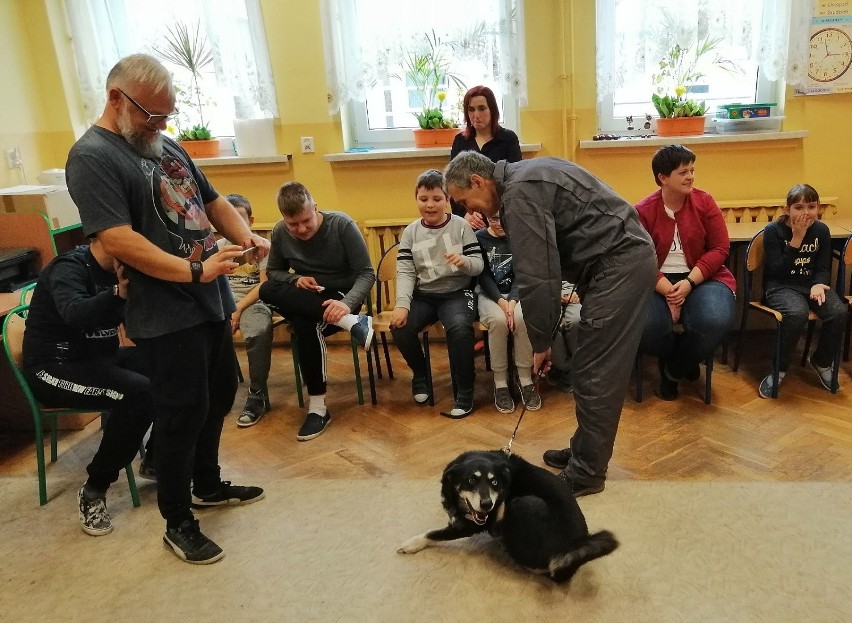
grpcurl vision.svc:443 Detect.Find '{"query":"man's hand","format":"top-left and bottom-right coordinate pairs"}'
top-left (114, 260), bottom-right (129, 299)
top-left (201, 245), bottom-right (243, 283)
top-left (464, 211), bottom-right (486, 230)
top-left (322, 298), bottom-right (351, 324)
top-left (295, 276), bottom-right (324, 292)
top-left (243, 234), bottom-right (271, 261)
top-left (810, 283), bottom-right (829, 306)
top-left (533, 349), bottom-right (552, 376)
top-left (390, 307), bottom-right (409, 328)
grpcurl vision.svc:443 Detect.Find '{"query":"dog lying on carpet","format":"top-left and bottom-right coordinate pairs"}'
top-left (397, 450), bottom-right (618, 583)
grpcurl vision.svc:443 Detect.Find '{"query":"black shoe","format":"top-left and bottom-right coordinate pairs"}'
top-left (297, 411), bottom-right (331, 441)
top-left (557, 471), bottom-right (605, 497)
top-left (683, 365), bottom-right (701, 382)
top-left (350, 314), bottom-right (374, 350)
top-left (163, 519), bottom-right (224, 564)
top-left (656, 359), bottom-right (679, 400)
top-left (138, 459), bottom-right (157, 482)
top-left (543, 447), bottom-right (572, 470)
top-left (191, 481), bottom-right (265, 507)
top-left (237, 389), bottom-right (267, 427)
top-left (411, 377), bottom-right (429, 405)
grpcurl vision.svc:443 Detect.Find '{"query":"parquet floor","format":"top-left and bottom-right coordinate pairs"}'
top-left (2, 335), bottom-right (852, 486)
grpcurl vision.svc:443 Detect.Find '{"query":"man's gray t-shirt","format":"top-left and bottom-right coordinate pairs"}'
top-left (66, 126), bottom-right (235, 339)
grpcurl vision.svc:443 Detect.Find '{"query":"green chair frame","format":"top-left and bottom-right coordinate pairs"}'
top-left (2, 304), bottom-right (140, 506)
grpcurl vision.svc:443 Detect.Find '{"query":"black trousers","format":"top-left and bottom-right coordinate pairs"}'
top-left (259, 280), bottom-right (345, 396)
top-left (133, 321), bottom-right (237, 527)
top-left (25, 347), bottom-right (153, 491)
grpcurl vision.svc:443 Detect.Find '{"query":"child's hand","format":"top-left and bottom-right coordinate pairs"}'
top-left (444, 252), bottom-right (464, 269)
top-left (561, 292), bottom-right (580, 304)
top-left (810, 283), bottom-right (829, 306)
top-left (789, 212), bottom-right (811, 245)
top-left (295, 276), bottom-right (324, 292)
top-left (390, 307), bottom-right (409, 328)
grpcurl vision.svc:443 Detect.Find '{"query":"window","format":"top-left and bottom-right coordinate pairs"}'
top-left (321, 0), bottom-right (527, 148)
top-left (64, 0), bottom-right (277, 138)
top-left (596, 0), bottom-right (787, 133)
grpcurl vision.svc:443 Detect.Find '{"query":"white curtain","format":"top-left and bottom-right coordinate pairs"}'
top-left (321, 0), bottom-right (527, 116)
top-left (596, 0), bottom-right (799, 102)
top-left (63, 0), bottom-right (278, 129)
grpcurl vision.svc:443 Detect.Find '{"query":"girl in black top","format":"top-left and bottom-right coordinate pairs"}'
top-left (450, 85), bottom-right (521, 225)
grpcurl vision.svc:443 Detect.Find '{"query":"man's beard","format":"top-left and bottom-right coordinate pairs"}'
top-left (117, 107), bottom-right (164, 159)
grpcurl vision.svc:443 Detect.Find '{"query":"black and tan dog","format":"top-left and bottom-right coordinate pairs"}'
top-left (397, 450), bottom-right (618, 583)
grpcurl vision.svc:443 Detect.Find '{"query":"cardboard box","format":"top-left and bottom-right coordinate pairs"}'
top-left (0, 185), bottom-right (82, 230)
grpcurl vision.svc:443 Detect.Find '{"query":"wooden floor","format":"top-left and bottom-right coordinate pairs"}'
top-left (2, 335), bottom-right (852, 487)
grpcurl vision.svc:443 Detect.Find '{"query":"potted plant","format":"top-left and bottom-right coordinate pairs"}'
top-left (651, 37), bottom-right (739, 137)
top-left (156, 22), bottom-right (220, 158)
top-left (398, 31), bottom-right (466, 147)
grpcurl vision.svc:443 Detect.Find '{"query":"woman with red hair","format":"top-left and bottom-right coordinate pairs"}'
top-left (450, 85), bottom-right (521, 227)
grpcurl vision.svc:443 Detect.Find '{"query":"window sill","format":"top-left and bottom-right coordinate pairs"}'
top-left (324, 143), bottom-right (542, 162)
top-left (578, 131), bottom-right (807, 150)
top-left (193, 154), bottom-right (293, 167)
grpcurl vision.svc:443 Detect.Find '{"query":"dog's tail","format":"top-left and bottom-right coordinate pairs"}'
top-left (548, 530), bottom-right (619, 584)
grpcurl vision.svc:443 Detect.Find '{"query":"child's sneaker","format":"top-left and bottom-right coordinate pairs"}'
top-left (809, 358), bottom-right (839, 392)
top-left (237, 388), bottom-right (267, 427)
top-left (519, 384), bottom-right (542, 410)
top-left (296, 411), bottom-right (331, 441)
top-left (351, 314), bottom-right (374, 350)
top-left (77, 485), bottom-right (113, 536)
top-left (412, 377), bottom-right (429, 405)
top-left (493, 386), bottom-right (515, 413)
top-left (758, 373), bottom-right (782, 399)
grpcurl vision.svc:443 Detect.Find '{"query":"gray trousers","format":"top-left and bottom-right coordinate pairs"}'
top-left (563, 245), bottom-right (657, 487)
top-left (237, 300), bottom-right (274, 392)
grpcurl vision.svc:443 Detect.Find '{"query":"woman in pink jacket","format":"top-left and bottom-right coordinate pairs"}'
top-left (635, 145), bottom-right (736, 400)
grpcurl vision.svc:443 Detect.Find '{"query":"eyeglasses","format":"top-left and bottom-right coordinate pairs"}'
top-left (117, 88), bottom-right (177, 124)
top-left (486, 216), bottom-right (502, 223)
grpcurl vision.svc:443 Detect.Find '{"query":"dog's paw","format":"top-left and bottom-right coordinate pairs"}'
top-left (397, 534), bottom-right (430, 554)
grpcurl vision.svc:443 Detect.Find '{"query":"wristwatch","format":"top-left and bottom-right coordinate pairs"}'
top-left (685, 277), bottom-right (697, 289)
top-left (190, 260), bottom-right (204, 283)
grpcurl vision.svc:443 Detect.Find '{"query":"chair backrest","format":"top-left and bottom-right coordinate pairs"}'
top-left (1, 305), bottom-right (42, 414)
top-left (742, 230), bottom-right (766, 304)
top-left (839, 233), bottom-right (852, 295)
top-left (375, 242), bottom-right (400, 314)
top-left (19, 282), bottom-right (37, 306)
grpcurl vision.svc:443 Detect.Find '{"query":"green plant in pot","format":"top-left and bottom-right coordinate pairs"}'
top-left (397, 31), bottom-right (466, 146)
top-left (651, 36), bottom-right (740, 136)
top-left (156, 22), bottom-right (219, 156)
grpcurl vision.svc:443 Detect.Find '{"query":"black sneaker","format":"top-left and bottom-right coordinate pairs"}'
top-left (758, 373), bottom-right (781, 399)
top-left (519, 383), bottom-right (542, 410)
top-left (441, 398), bottom-right (474, 419)
top-left (412, 377), bottom-right (429, 405)
top-left (191, 481), bottom-right (265, 507)
top-left (543, 447), bottom-right (572, 470)
top-left (237, 389), bottom-right (267, 427)
top-left (297, 411), bottom-right (331, 441)
top-left (163, 519), bottom-right (224, 564)
top-left (493, 386), bottom-right (515, 413)
top-left (77, 485), bottom-right (113, 536)
top-left (138, 459), bottom-right (157, 481)
top-left (655, 358), bottom-right (678, 401)
top-left (557, 471), bottom-right (605, 497)
top-left (350, 314), bottom-right (374, 350)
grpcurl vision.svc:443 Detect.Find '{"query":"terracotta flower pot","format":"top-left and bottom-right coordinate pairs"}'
top-left (656, 116), bottom-right (707, 137)
top-left (413, 128), bottom-right (461, 147)
top-left (178, 139), bottom-right (220, 158)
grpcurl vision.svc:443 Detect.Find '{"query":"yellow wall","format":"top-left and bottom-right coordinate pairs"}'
top-left (2, 0), bottom-right (850, 219)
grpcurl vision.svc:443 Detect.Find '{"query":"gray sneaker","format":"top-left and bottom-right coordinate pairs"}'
top-left (758, 373), bottom-right (782, 399)
top-left (519, 383), bottom-right (542, 410)
top-left (77, 486), bottom-right (113, 536)
top-left (237, 389), bottom-right (267, 427)
top-left (493, 386), bottom-right (515, 413)
top-left (809, 358), bottom-right (839, 392)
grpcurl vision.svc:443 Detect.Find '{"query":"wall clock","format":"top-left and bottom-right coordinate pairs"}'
top-left (808, 27), bottom-right (852, 83)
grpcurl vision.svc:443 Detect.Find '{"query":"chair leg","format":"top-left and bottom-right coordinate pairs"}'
top-left (125, 464), bottom-right (141, 508)
top-left (381, 333), bottom-right (394, 379)
top-left (349, 337), bottom-right (365, 406)
top-left (831, 337), bottom-right (841, 395)
top-left (35, 420), bottom-right (48, 506)
top-left (290, 333), bottom-right (304, 408)
top-left (50, 414), bottom-right (58, 463)
top-left (732, 306), bottom-right (750, 372)
top-left (372, 338), bottom-right (383, 379)
top-left (235, 350), bottom-right (244, 383)
top-left (771, 322), bottom-right (782, 399)
top-left (801, 319), bottom-right (816, 366)
top-left (366, 345), bottom-right (378, 405)
top-left (422, 331), bottom-right (435, 406)
top-left (704, 355), bottom-right (713, 405)
top-left (634, 351), bottom-right (643, 403)
top-left (844, 310), bottom-right (851, 361)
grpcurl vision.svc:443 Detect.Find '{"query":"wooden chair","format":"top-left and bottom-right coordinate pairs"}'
top-left (732, 230), bottom-right (840, 398)
top-left (2, 304), bottom-right (141, 506)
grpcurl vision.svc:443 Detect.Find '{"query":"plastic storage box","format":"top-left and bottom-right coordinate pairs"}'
top-left (713, 116), bottom-right (783, 133)
top-left (716, 103), bottom-right (776, 119)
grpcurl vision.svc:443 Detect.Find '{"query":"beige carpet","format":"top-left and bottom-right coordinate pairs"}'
top-left (1, 476), bottom-right (850, 622)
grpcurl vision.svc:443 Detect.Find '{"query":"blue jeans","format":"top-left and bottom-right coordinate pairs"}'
top-left (391, 289), bottom-right (476, 401)
top-left (640, 278), bottom-right (735, 376)
top-left (764, 286), bottom-right (847, 371)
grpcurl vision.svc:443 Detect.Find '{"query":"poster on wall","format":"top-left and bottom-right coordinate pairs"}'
top-left (796, 0), bottom-right (852, 94)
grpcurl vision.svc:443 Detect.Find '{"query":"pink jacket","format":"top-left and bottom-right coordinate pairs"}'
top-left (635, 188), bottom-right (736, 293)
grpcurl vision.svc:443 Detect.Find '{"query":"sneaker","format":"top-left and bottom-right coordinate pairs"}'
top-left (77, 486), bottom-right (113, 536)
top-left (494, 386), bottom-right (515, 413)
top-left (557, 471), bottom-right (605, 497)
top-left (758, 373), bottom-right (782, 399)
top-left (441, 401), bottom-right (474, 419)
top-left (656, 358), bottom-right (679, 401)
top-left (543, 447), bottom-right (572, 470)
top-left (163, 519), bottom-right (224, 564)
top-left (683, 365), bottom-right (701, 382)
top-left (412, 377), bottom-right (429, 405)
top-left (296, 411), bottom-right (331, 441)
top-left (192, 481), bottom-right (266, 507)
top-left (519, 384), bottom-right (542, 410)
top-left (237, 389), bottom-right (267, 427)
top-left (545, 369), bottom-right (574, 393)
top-left (809, 358), bottom-right (839, 392)
top-left (351, 314), bottom-right (374, 350)
top-left (138, 459), bottom-right (157, 481)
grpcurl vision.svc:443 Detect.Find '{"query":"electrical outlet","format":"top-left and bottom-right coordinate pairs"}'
top-left (5, 148), bottom-right (18, 169)
top-left (300, 137), bottom-right (315, 154)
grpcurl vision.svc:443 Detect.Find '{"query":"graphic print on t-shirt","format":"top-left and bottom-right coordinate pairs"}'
top-left (790, 238), bottom-right (818, 277)
top-left (150, 155), bottom-right (217, 260)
